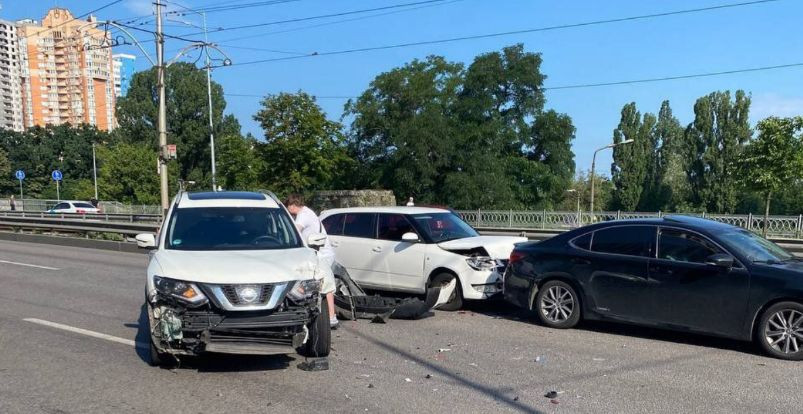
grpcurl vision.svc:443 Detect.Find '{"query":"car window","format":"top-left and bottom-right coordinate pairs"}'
top-left (377, 214), bottom-right (417, 241)
top-left (591, 225), bottom-right (655, 257)
top-left (658, 228), bottom-right (722, 263)
top-left (53, 203), bottom-right (69, 210)
top-left (410, 212), bottom-right (479, 243)
top-left (571, 233), bottom-right (591, 250)
top-left (322, 214), bottom-right (345, 236)
top-left (342, 213), bottom-right (376, 238)
top-left (73, 202), bottom-right (95, 209)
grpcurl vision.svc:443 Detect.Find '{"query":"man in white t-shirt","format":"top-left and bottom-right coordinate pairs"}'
top-left (285, 194), bottom-right (338, 329)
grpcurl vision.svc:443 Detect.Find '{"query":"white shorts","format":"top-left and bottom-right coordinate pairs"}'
top-left (317, 253), bottom-right (336, 294)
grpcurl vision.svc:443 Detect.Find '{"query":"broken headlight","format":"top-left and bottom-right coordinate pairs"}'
top-left (287, 279), bottom-right (321, 302)
top-left (466, 256), bottom-right (497, 271)
top-left (153, 276), bottom-right (208, 305)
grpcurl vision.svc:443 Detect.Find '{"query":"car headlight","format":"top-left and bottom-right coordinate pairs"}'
top-left (287, 279), bottom-right (321, 302)
top-left (153, 276), bottom-right (207, 305)
top-left (466, 256), bottom-right (497, 271)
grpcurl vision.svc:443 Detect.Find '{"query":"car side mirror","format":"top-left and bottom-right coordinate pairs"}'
top-left (307, 233), bottom-right (327, 250)
top-left (706, 253), bottom-right (734, 269)
top-left (136, 233), bottom-right (157, 249)
top-left (401, 232), bottom-right (420, 243)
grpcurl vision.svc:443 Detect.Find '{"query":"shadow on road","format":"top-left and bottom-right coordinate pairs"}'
top-left (345, 325), bottom-right (544, 414)
top-left (463, 300), bottom-right (759, 357)
top-left (130, 303), bottom-right (294, 371)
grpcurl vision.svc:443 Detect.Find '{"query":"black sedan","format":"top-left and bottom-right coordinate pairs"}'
top-left (503, 215), bottom-right (803, 360)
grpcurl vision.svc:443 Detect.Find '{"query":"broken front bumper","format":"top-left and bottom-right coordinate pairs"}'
top-left (149, 299), bottom-right (318, 356)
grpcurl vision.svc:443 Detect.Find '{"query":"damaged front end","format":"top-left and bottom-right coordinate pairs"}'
top-left (441, 246), bottom-right (509, 297)
top-left (147, 276), bottom-right (321, 358)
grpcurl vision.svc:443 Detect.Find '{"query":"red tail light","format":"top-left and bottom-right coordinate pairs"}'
top-left (509, 250), bottom-right (525, 264)
top-left (77, 209), bottom-right (85, 214)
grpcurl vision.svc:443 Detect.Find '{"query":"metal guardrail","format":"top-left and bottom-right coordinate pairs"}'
top-left (0, 210), bottom-right (161, 223)
top-left (0, 215), bottom-right (159, 237)
top-left (458, 210), bottom-right (803, 239)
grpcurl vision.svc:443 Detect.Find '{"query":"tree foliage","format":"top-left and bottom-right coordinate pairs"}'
top-left (611, 103), bottom-right (655, 210)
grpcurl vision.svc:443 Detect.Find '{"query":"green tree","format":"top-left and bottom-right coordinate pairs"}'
top-left (738, 116), bottom-right (803, 235)
top-left (217, 134), bottom-right (261, 191)
top-left (652, 101), bottom-right (687, 211)
top-left (0, 147), bottom-right (11, 195)
top-left (96, 143), bottom-right (178, 204)
top-left (255, 92), bottom-right (352, 196)
top-left (685, 90), bottom-right (751, 212)
top-left (115, 62), bottom-right (241, 186)
top-left (611, 103), bottom-right (655, 210)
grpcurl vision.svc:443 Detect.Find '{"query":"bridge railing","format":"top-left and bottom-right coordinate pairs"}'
top-left (457, 210), bottom-right (803, 239)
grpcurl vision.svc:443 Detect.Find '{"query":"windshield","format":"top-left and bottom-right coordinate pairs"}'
top-left (411, 212), bottom-right (479, 243)
top-left (166, 207), bottom-right (302, 251)
top-left (718, 229), bottom-right (793, 263)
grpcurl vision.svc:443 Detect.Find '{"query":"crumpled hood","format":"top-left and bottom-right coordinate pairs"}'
top-left (151, 248), bottom-right (319, 284)
top-left (438, 236), bottom-right (528, 259)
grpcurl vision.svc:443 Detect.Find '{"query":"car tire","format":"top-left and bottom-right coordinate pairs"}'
top-left (148, 338), bottom-right (167, 367)
top-left (756, 301), bottom-right (803, 361)
top-left (300, 300), bottom-right (331, 358)
top-left (534, 280), bottom-right (581, 329)
top-left (430, 273), bottom-right (463, 311)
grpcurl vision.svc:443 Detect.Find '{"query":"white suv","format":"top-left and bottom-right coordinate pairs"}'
top-left (320, 207), bottom-right (527, 310)
top-left (136, 191), bottom-right (330, 366)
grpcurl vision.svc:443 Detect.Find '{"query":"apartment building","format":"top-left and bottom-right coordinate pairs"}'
top-left (0, 19), bottom-right (24, 131)
top-left (112, 53), bottom-right (135, 98)
top-left (17, 8), bottom-right (116, 131)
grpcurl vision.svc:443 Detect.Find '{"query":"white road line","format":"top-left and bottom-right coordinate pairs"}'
top-left (0, 260), bottom-right (60, 271)
top-left (23, 318), bottom-right (148, 349)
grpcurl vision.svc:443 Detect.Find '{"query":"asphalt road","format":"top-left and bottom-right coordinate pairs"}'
top-left (0, 240), bottom-right (800, 414)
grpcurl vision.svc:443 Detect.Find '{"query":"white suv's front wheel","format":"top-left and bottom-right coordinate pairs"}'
top-left (299, 301), bottom-right (331, 357)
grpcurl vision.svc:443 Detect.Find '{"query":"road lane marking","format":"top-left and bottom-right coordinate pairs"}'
top-left (23, 318), bottom-right (148, 349)
top-left (0, 260), bottom-right (60, 271)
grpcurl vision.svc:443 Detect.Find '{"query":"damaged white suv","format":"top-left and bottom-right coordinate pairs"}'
top-left (320, 207), bottom-right (527, 311)
top-left (136, 191), bottom-right (330, 366)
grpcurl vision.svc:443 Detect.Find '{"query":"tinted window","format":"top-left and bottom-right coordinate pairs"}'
top-left (658, 228), bottom-right (721, 263)
top-left (591, 226), bottom-right (655, 257)
top-left (322, 214), bottom-right (345, 236)
top-left (571, 233), bottom-right (591, 250)
top-left (166, 207), bottom-right (301, 251)
top-left (342, 213), bottom-right (376, 238)
top-left (53, 203), bottom-right (69, 210)
top-left (73, 202), bottom-right (95, 209)
top-left (377, 214), bottom-right (417, 241)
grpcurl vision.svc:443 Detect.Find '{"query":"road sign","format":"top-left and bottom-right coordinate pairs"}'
top-left (52, 170), bottom-right (63, 181)
top-left (15, 170), bottom-right (24, 180)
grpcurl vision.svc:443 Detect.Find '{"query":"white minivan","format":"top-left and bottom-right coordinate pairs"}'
top-left (320, 207), bottom-right (527, 310)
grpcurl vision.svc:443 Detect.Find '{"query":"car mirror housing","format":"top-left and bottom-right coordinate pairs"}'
top-left (136, 233), bottom-right (157, 249)
top-left (401, 232), bottom-right (420, 243)
top-left (706, 253), bottom-right (734, 268)
top-left (307, 233), bottom-right (327, 249)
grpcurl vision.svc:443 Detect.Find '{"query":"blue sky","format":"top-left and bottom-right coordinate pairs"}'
top-left (3, 0), bottom-right (802, 175)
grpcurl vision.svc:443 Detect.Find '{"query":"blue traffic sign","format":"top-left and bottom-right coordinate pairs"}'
top-left (15, 170), bottom-right (24, 180)
top-left (51, 170), bottom-right (63, 181)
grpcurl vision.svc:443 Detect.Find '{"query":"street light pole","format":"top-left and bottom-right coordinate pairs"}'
top-left (201, 11), bottom-right (217, 191)
top-left (92, 143), bottom-right (98, 200)
top-left (590, 139), bottom-right (634, 215)
top-left (156, 1), bottom-right (169, 213)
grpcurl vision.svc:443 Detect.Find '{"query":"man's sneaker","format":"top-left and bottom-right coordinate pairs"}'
top-left (330, 316), bottom-right (339, 330)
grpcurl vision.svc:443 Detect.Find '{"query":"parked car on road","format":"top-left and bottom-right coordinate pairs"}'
top-left (48, 201), bottom-right (100, 214)
top-left (136, 191), bottom-right (331, 366)
top-left (320, 207), bottom-right (527, 310)
top-left (504, 215), bottom-right (803, 360)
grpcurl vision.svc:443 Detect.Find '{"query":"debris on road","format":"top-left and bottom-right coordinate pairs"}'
top-left (425, 374), bottom-right (432, 379)
top-left (592, 357), bottom-right (606, 361)
top-left (404, 378), bottom-right (412, 383)
top-left (367, 383), bottom-right (374, 388)
top-left (550, 399), bottom-right (560, 405)
top-left (298, 358), bottom-right (329, 371)
top-left (544, 391), bottom-right (558, 399)
top-left (438, 348), bottom-right (452, 353)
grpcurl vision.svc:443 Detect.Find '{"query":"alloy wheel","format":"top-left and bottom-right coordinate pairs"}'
top-left (540, 285), bottom-right (575, 323)
top-left (764, 309), bottom-right (803, 354)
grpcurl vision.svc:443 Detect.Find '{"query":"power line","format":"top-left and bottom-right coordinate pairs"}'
top-left (224, 62), bottom-right (803, 98)
top-left (166, 0), bottom-right (300, 15)
top-left (180, 0), bottom-right (450, 36)
top-left (216, 0), bottom-right (465, 44)
top-left (114, 21), bottom-right (205, 43)
top-left (225, 0), bottom-right (782, 68)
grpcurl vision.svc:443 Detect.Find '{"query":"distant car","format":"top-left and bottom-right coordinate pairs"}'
top-left (504, 215), bottom-right (803, 360)
top-left (320, 206), bottom-right (527, 310)
top-left (48, 201), bottom-right (100, 214)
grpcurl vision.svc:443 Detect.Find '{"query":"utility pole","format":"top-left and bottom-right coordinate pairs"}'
top-left (92, 143), bottom-right (98, 200)
top-left (202, 11), bottom-right (217, 191)
top-left (156, 1), bottom-right (169, 213)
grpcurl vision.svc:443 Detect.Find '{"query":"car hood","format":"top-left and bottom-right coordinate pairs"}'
top-left (151, 248), bottom-right (319, 284)
top-left (438, 236), bottom-right (528, 258)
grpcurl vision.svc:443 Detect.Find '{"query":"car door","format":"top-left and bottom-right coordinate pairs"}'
top-left (647, 227), bottom-right (750, 336)
top-left (51, 202), bottom-right (71, 213)
top-left (332, 213), bottom-right (388, 289)
top-left (375, 213), bottom-right (428, 293)
top-left (586, 225), bottom-right (656, 322)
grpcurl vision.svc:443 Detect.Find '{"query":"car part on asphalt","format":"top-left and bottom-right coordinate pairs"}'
top-left (429, 273), bottom-right (462, 311)
top-left (297, 357), bottom-right (330, 371)
top-left (333, 263), bottom-right (445, 320)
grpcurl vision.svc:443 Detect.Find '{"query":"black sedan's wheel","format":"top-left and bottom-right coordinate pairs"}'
top-left (534, 280), bottom-right (580, 329)
top-left (757, 302), bottom-right (803, 360)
